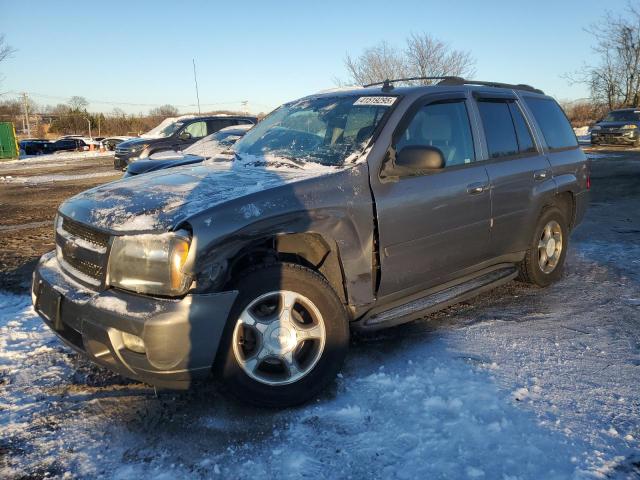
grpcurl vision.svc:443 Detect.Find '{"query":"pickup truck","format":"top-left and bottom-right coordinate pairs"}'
top-left (32, 78), bottom-right (589, 407)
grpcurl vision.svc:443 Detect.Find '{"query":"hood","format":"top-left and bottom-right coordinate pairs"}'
top-left (126, 155), bottom-right (204, 176)
top-left (118, 137), bottom-right (158, 149)
top-left (59, 160), bottom-right (339, 233)
top-left (595, 121), bottom-right (639, 129)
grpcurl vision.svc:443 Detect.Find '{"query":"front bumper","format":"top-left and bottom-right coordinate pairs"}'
top-left (591, 130), bottom-right (638, 145)
top-left (32, 251), bottom-right (238, 389)
top-left (114, 154), bottom-right (131, 170)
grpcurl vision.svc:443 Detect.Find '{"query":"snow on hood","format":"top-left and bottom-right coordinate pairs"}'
top-left (59, 157), bottom-right (341, 233)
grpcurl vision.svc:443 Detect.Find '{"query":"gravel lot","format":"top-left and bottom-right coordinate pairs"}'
top-left (0, 149), bottom-right (639, 479)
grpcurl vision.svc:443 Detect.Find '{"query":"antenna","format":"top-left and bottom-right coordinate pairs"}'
top-left (192, 58), bottom-right (201, 114)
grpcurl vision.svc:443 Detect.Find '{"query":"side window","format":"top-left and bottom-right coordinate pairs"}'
top-left (395, 101), bottom-right (475, 167)
top-left (523, 97), bottom-right (578, 150)
top-left (207, 119), bottom-right (234, 134)
top-left (477, 100), bottom-right (518, 158)
top-left (183, 121), bottom-right (207, 138)
top-left (508, 103), bottom-right (536, 153)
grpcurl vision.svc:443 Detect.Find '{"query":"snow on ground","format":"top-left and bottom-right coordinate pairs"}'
top-left (1, 154), bottom-right (639, 479)
top-left (0, 151), bottom-right (115, 171)
top-left (0, 171), bottom-right (118, 185)
top-left (574, 126), bottom-right (591, 145)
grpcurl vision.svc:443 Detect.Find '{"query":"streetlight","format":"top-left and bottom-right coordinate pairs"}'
top-left (84, 116), bottom-right (92, 139)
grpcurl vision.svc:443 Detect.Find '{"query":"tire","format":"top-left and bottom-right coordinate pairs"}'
top-left (216, 262), bottom-right (349, 407)
top-left (518, 206), bottom-right (569, 287)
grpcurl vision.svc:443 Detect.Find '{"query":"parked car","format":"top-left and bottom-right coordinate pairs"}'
top-left (43, 138), bottom-right (90, 154)
top-left (123, 124), bottom-right (251, 177)
top-left (59, 135), bottom-right (101, 147)
top-left (114, 115), bottom-right (257, 170)
top-left (19, 139), bottom-right (51, 155)
top-left (32, 78), bottom-right (589, 407)
top-left (590, 108), bottom-right (640, 146)
top-left (102, 136), bottom-right (135, 151)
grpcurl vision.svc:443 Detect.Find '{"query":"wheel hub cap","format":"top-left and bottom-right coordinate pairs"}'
top-left (538, 220), bottom-right (563, 274)
top-left (232, 290), bottom-right (326, 386)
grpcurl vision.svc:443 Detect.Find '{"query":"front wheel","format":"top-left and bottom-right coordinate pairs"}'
top-left (217, 263), bottom-right (349, 407)
top-left (518, 206), bottom-right (569, 287)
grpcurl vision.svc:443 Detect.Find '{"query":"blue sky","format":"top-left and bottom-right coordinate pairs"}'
top-left (0, 0), bottom-right (622, 114)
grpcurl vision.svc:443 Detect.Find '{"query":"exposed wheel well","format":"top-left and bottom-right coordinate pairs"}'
top-left (224, 233), bottom-right (347, 303)
top-left (550, 191), bottom-right (576, 228)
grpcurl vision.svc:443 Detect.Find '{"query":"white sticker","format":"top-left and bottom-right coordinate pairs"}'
top-left (353, 96), bottom-right (397, 107)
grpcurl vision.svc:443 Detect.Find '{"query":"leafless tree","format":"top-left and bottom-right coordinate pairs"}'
top-left (149, 104), bottom-right (179, 117)
top-left (568, 4), bottom-right (640, 109)
top-left (68, 96), bottom-right (89, 110)
top-left (0, 34), bottom-right (16, 64)
top-left (345, 41), bottom-right (408, 86)
top-left (343, 34), bottom-right (475, 86)
top-left (404, 33), bottom-right (476, 84)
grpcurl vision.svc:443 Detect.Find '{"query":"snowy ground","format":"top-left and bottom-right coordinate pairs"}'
top-left (1, 151), bottom-right (639, 479)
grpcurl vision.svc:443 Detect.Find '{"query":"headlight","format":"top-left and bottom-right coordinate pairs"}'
top-left (129, 144), bottom-right (148, 153)
top-left (621, 124), bottom-right (638, 130)
top-left (107, 230), bottom-right (192, 296)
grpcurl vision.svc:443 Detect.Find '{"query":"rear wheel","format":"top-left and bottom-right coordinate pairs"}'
top-left (518, 207), bottom-right (568, 287)
top-left (217, 263), bottom-right (349, 407)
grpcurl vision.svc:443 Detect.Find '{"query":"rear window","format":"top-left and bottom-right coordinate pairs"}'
top-left (524, 97), bottom-right (577, 150)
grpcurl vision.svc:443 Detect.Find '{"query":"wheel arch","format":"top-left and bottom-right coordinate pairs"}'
top-left (214, 232), bottom-right (348, 305)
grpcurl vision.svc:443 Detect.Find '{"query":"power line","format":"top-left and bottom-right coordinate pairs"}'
top-left (2, 90), bottom-right (272, 110)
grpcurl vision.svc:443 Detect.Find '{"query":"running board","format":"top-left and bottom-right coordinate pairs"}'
top-left (355, 266), bottom-right (518, 331)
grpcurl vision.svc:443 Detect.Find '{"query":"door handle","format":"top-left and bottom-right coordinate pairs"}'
top-left (534, 169), bottom-right (550, 181)
top-left (467, 182), bottom-right (488, 194)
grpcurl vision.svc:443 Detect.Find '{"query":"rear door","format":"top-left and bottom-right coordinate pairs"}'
top-left (373, 93), bottom-right (492, 297)
top-left (472, 92), bottom-right (552, 256)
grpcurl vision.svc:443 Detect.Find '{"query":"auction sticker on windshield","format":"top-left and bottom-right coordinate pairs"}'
top-left (353, 96), bottom-right (397, 106)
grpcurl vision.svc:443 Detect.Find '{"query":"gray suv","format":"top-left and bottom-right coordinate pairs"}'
top-left (32, 78), bottom-right (589, 407)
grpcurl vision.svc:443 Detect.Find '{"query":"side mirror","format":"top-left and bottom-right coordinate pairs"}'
top-left (179, 131), bottom-right (192, 141)
top-left (396, 146), bottom-right (445, 171)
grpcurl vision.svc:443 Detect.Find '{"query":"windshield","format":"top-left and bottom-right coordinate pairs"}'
top-left (152, 121), bottom-right (183, 138)
top-left (603, 110), bottom-right (640, 122)
top-left (184, 130), bottom-right (244, 157)
top-left (234, 95), bottom-right (395, 167)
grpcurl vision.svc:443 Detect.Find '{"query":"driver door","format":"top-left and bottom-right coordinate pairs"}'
top-left (372, 94), bottom-right (492, 297)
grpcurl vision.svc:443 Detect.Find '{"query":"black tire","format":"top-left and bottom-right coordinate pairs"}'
top-left (216, 262), bottom-right (349, 407)
top-left (518, 206), bottom-right (569, 287)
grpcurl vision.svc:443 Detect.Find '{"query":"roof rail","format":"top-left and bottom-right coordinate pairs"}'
top-left (362, 76), bottom-right (544, 94)
top-left (437, 78), bottom-right (544, 94)
top-left (363, 76), bottom-right (464, 91)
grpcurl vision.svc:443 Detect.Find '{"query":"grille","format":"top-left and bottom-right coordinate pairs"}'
top-left (57, 216), bottom-right (110, 287)
top-left (115, 147), bottom-right (129, 156)
top-left (62, 217), bottom-right (110, 249)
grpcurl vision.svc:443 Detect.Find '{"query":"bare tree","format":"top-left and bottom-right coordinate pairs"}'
top-left (68, 96), bottom-right (89, 110)
top-left (569, 4), bottom-right (640, 109)
top-left (344, 41), bottom-right (408, 86)
top-left (343, 34), bottom-right (475, 86)
top-left (0, 34), bottom-right (16, 64)
top-left (404, 33), bottom-right (476, 84)
top-left (149, 104), bottom-right (179, 117)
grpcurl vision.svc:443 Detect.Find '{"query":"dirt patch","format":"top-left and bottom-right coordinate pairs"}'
top-left (0, 156), bottom-right (121, 293)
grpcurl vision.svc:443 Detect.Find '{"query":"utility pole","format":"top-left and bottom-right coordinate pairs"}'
top-left (241, 100), bottom-right (248, 114)
top-left (192, 58), bottom-right (201, 115)
top-left (21, 92), bottom-right (31, 137)
top-left (85, 117), bottom-right (92, 139)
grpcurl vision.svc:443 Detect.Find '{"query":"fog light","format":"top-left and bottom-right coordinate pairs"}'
top-left (122, 331), bottom-right (146, 353)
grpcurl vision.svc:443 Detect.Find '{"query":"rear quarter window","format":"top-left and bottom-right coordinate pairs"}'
top-left (524, 97), bottom-right (577, 150)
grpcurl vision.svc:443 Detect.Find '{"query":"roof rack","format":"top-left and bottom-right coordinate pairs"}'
top-left (363, 77), bottom-right (544, 95)
top-left (363, 76), bottom-right (464, 91)
top-left (437, 78), bottom-right (544, 94)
